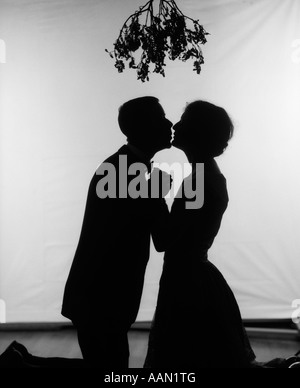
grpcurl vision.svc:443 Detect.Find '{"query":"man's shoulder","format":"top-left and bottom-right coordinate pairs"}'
top-left (101, 145), bottom-right (129, 166)
top-left (91, 145), bottom-right (129, 184)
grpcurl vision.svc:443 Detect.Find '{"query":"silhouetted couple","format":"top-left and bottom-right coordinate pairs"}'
top-left (62, 96), bottom-right (256, 368)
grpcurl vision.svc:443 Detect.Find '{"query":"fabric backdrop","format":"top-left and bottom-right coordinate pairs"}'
top-left (0, 0), bottom-right (300, 323)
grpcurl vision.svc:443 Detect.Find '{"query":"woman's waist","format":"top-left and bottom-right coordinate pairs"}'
top-left (164, 245), bottom-right (209, 263)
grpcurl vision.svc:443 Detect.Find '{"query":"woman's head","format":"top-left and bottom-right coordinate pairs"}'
top-left (172, 100), bottom-right (234, 161)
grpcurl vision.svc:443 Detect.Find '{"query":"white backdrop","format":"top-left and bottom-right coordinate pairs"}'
top-left (0, 0), bottom-right (300, 323)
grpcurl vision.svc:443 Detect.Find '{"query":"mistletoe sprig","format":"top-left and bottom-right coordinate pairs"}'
top-left (105, 0), bottom-right (209, 82)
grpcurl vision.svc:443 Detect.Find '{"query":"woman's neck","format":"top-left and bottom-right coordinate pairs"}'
top-left (191, 158), bottom-right (220, 174)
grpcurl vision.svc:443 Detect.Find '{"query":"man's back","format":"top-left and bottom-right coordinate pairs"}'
top-left (62, 145), bottom-right (157, 326)
top-left (61, 96), bottom-right (172, 368)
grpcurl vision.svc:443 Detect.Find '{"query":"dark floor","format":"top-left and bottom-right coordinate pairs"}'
top-left (0, 323), bottom-right (299, 368)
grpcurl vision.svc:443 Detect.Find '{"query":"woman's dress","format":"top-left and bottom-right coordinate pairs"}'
top-left (144, 168), bottom-right (256, 368)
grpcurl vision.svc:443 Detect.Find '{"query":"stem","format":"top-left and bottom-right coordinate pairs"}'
top-left (160, 0), bottom-right (168, 21)
top-left (145, 0), bottom-right (154, 26)
top-left (150, 0), bottom-right (154, 25)
top-left (120, 0), bottom-right (152, 30)
top-left (169, 0), bottom-right (184, 16)
top-left (168, 0), bottom-right (198, 24)
top-left (159, 0), bottom-right (163, 18)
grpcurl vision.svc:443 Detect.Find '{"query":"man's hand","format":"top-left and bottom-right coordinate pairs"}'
top-left (149, 168), bottom-right (173, 198)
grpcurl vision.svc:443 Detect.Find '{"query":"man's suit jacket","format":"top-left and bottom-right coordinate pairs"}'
top-left (61, 145), bottom-right (169, 329)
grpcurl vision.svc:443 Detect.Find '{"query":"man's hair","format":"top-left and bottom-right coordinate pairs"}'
top-left (118, 96), bottom-right (160, 140)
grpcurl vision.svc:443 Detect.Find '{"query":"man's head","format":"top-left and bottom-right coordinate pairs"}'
top-left (118, 96), bottom-right (173, 155)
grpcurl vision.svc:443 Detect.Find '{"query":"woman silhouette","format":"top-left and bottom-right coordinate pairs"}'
top-left (144, 100), bottom-right (256, 368)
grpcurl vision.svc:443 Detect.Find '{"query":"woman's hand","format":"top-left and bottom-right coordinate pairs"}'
top-left (149, 168), bottom-right (173, 198)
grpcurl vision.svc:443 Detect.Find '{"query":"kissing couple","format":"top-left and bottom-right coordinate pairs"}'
top-left (0, 96), bottom-right (256, 369)
top-left (62, 96), bottom-right (256, 369)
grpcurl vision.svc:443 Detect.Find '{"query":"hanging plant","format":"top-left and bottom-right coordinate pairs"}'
top-left (105, 0), bottom-right (209, 82)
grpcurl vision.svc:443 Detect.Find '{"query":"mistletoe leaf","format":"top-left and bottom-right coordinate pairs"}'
top-left (106, 0), bottom-right (209, 81)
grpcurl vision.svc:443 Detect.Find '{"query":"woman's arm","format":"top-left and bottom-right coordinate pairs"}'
top-left (148, 168), bottom-right (172, 252)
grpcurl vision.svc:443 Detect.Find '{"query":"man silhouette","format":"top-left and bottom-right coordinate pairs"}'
top-left (61, 96), bottom-right (173, 368)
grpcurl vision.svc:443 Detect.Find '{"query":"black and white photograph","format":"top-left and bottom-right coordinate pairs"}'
top-left (0, 0), bottom-right (300, 375)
